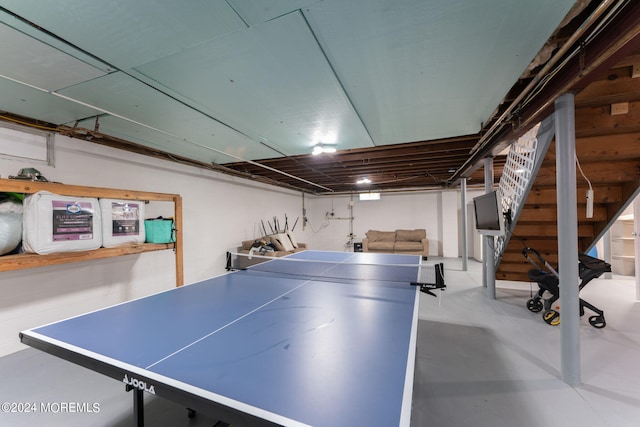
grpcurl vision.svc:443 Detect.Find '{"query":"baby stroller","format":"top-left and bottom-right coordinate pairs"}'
top-left (522, 247), bottom-right (611, 329)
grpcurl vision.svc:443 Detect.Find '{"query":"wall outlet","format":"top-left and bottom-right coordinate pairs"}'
top-left (611, 102), bottom-right (629, 115)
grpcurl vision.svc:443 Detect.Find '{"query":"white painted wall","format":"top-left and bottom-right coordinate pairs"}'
top-left (440, 191), bottom-right (459, 257)
top-left (0, 132), bottom-right (476, 356)
top-left (307, 191), bottom-right (441, 255)
top-left (0, 134), bottom-right (310, 356)
top-left (305, 190), bottom-right (465, 257)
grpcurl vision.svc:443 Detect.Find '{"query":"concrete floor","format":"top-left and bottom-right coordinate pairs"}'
top-left (1, 258), bottom-right (639, 426)
top-left (413, 259), bottom-right (640, 427)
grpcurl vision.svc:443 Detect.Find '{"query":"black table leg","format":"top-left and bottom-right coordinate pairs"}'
top-left (133, 388), bottom-right (144, 426)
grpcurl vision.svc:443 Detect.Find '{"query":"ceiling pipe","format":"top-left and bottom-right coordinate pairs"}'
top-left (469, 0), bottom-right (616, 157)
top-left (515, 1), bottom-right (640, 134)
top-left (316, 183), bottom-right (488, 197)
top-left (447, 0), bottom-right (628, 186)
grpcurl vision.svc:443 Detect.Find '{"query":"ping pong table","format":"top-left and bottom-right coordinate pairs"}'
top-left (20, 250), bottom-right (444, 426)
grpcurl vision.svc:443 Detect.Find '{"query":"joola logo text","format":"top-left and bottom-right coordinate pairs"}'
top-left (122, 374), bottom-right (156, 394)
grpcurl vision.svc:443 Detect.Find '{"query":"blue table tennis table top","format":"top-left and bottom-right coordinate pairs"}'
top-left (20, 250), bottom-right (423, 427)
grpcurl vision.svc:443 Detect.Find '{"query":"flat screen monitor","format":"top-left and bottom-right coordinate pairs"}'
top-left (473, 190), bottom-right (506, 236)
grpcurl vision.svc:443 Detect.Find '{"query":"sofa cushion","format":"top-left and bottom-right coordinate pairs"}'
top-left (394, 241), bottom-right (424, 251)
top-left (366, 230), bottom-right (396, 242)
top-left (380, 231), bottom-right (397, 241)
top-left (242, 238), bottom-right (271, 250)
top-left (396, 229), bottom-right (426, 242)
top-left (365, 230), bottom-right (379, 241)
top-left (368, 241), bottom-right (395, 251)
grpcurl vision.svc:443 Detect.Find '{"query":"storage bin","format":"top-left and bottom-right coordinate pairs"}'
top-left (100, 199), bottom-right (145, 247)
top-left (144, 217), bottom-right (175, 243)
top-left (23, 191), bottom-right (102, 254)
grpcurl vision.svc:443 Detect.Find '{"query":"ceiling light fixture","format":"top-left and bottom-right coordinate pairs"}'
top-left (356, 177), bottom-right (371, 184)
top-left (312, 144), bottom-right (336, 155)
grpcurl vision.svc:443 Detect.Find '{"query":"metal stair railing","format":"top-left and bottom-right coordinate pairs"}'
top-left (494, 115), bottom-right (555, 267)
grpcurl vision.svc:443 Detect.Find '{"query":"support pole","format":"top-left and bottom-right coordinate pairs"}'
top-left (461, 178), bottom-right (468, 271)
top-left (555, 93), bottom-right (581, 386)
top-left (634, 196), bottom-right (640, 300)
top-left (602, 230), bottom-right (611, 279)
top-left (483, 158), bottom-right (496, 298)
top-left (133, 389), bottom-right (144, 426)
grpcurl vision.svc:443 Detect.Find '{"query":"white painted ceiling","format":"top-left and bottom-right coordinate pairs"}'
top-left (0, 0), bottom-right (576, 166)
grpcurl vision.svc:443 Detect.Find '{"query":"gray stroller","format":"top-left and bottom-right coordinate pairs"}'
top-left (522, 247), bottom-right (610, 328)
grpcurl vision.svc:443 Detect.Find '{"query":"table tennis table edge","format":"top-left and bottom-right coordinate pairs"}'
top-left (400, 284), bottom-right (420, 427)
top-left (19, 330), bottom-right (312, 427)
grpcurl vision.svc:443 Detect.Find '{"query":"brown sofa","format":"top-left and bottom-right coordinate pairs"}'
top-left (362, 229), bottom-right (428, 258)
top-left (239, 232), bottom-right (307, 257)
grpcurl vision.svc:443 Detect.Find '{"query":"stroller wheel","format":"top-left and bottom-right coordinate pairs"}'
top-left (588, 315), bottom-right (606, 329)
top-left (543, 309), bottom-right (560, 326)
top-left (526, 298), bottom-right (543, 312)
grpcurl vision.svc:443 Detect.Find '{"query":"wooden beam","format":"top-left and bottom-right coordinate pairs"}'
top-left (575, 69), bottom-right (640, 108)
top-left (519, 205), bottom-right (607, 222)
top-left (173, 195), bottom-right (184, 287)
top-left (501, 251), bottom-right (559, 264)
top-left (575, 102), bottom-right (640, 136)
top-left (525, 184), bottom-right (623, 204)
top-left (533, 160), bottom-right (640, 185)
top-left (0, 178), bottom-right (176, 202)
top-left (512, 223), bottom-right (594, 237)
top-left (576, 133), bottom-right (640, 160)
top-left (497, 262), bottom-right (539, 276)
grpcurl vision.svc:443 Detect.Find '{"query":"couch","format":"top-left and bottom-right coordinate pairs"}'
top-left (362, 229), bottom-right (428, 258)
top-left (239, 232), bottom-right (307, 258)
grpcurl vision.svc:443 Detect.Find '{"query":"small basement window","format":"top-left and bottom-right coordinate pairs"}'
top-left (359, 192), bottom-right (381, 201)
top-left (0, 122), bottom-right (52, 164)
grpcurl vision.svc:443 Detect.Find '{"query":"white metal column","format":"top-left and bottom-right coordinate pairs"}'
top-left (603, 230), bottom-right (612, 279)
top-left (634, 197), bottom-right (640, 300)
top-left (483, 158), bottom-right (496, 298)
top-left (555, 93), bottom-right (581, 386)
top-left (461, 178), bottom-right (468, 271)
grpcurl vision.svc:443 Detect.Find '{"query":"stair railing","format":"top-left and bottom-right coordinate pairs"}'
top-left (494, 115), bottom-right (555, 266)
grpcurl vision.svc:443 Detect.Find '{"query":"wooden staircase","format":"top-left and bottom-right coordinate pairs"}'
top-left (496, 54), bottom-right (640, 282)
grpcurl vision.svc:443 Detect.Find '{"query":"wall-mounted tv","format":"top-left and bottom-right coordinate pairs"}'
top-left (473, 190), bottom-right (506, 236)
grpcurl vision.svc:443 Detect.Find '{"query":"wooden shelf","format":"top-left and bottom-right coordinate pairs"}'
top-left (610, 216), bottom-right (635, 276)
top-left (0, 178), bottom-right (183, 286)
top-left (0, 243), bottom-right (174, 272)
top-left (0, 179), bottom-right (177, 202)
